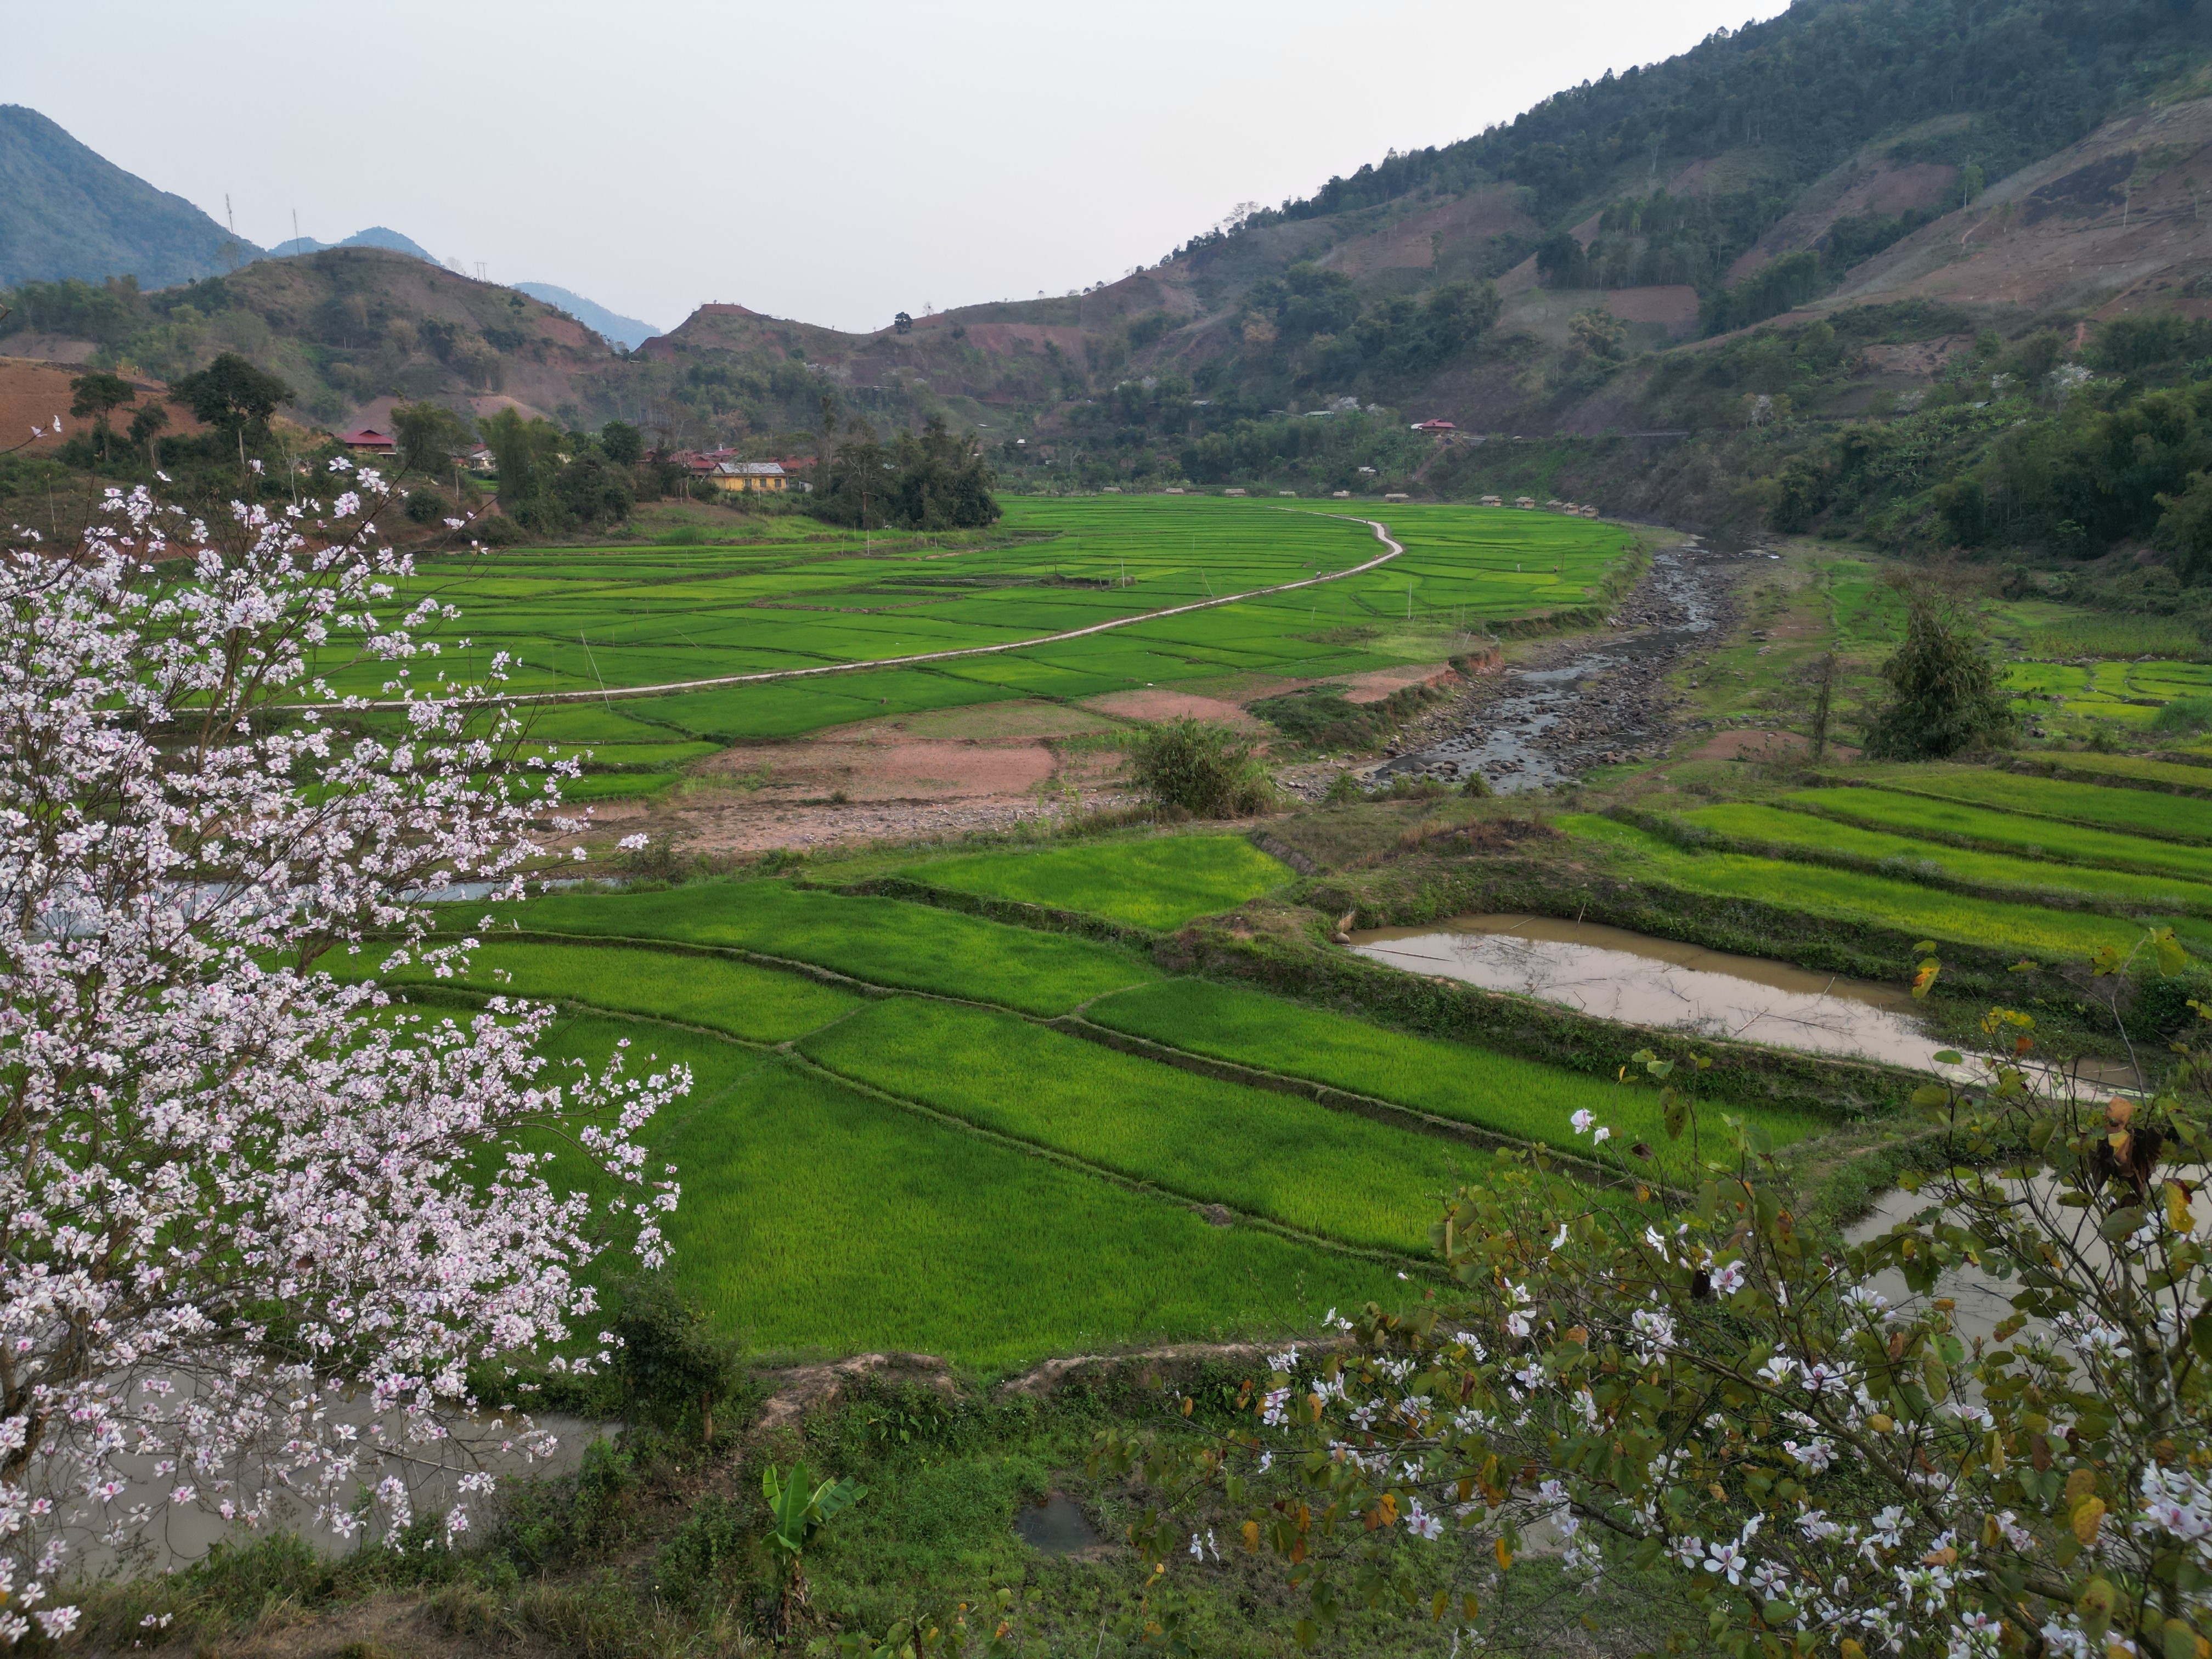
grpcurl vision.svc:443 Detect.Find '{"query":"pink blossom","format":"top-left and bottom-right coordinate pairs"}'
top-left (0, 480), bottom-right (687, 1616)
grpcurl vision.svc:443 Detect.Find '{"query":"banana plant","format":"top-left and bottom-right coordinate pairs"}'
top-left (763, 1459), bottom-right (867, 1566)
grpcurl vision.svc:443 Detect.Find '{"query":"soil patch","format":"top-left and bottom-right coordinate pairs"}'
top-left (1691, 727), bottom-right (1862, 762)
top-left (1082, 689), bottom-right (1268, 730)
top-left (700, 737), bottom-right (1058, 799)
top-left (1339, 662), bottom-right (1455, 706)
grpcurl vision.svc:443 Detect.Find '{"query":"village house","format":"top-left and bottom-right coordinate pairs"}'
top-left (1480, 494), bottom-right (1502, 507)
top-left (1411, 419), bottom-right (1457, 434)
top-left (460, 444), bottom-right (495, 473)
top-left (708, 460), bottom-right (788, 493)
top-left (340, 427), bottom-right (396, 458)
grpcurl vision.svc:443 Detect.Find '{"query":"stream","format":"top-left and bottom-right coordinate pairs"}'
top-left (1379, 540), bottom-right (1764, 792)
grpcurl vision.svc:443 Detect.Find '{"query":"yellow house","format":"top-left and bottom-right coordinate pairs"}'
top-left (709, 460), bottom-right (788, 493)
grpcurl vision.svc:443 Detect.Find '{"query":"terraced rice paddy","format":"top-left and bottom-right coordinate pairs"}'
top-left (466, 879), bottom-right (1161, 1015)
top-left (1561, 815), bottom-right (2153, 958)
top-left (325, 499), bottom-right (1633, 757)
top-left (893, 834), bottom-right (1290, 929)
top-left (1081, 978), bottom-right (1824, 1150)
top-left (1859, 770), bottom-right (2211, 845)
top-left (1677, 802), bottom-right (2212, 917)
top-left (1783, 788), bottom-right (2212, 883)
top-left (377, 845), bottom-right (1855, 1363)
top-left (532, 1019), bottom-right (1402, 1368)
top-left (798, 998), bottom-right (1480, 1254)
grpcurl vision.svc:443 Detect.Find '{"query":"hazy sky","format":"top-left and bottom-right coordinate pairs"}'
top-left (7, 1), bottom-right (1789, 336)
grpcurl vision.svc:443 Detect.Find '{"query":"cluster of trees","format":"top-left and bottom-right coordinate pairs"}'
top-left (1538, 189), bottom-right (1768, 292)
top-left (808, 415), bottom-right (1000, 531)
top-left (476, 407), bottom-right (636, 535)
top-left (1178, 408), bottom-right (1427, 490)
top-left (1235, 264), bottom-right (1501, 390)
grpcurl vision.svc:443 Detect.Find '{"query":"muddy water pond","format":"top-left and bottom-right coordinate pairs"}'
top-left (1348, 913), bottom-right (1946, 1071)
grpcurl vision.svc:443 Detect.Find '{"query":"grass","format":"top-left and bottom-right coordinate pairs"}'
top-left (893, 834), bottom-right (1290, 930)
top-left (458, 880), bottom-right (1160, 1015)
top-left (1561, 815), bottom-right (2158, 959)
top-left (1082, 978), bottom-right (1826, 1150)
top-left (534, 1018), bottom-right (1402, 1368)
top-left (314, 499), bottom-right (1635, 744)
top-left (797, 997), bottom-right (1487, 1255)
top-left (329, 940), bottom-right (865, 1045)
top-left (1678, 802), bottom-right (2212, 917)
top-left (2019, 752), bottom-right (2212, 793)
top-left (1782, 787), bottom-right (2212, 883)
top-left (1861, 769), bottom-right (2212, 845)
top-left (2024, 616), bottom-right (2204, 658)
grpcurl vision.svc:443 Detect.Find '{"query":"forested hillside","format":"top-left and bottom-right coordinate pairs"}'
top-left (8, 0), bottom-right (2212, 563)
top-left (0, 105), bottom-right (257, 289)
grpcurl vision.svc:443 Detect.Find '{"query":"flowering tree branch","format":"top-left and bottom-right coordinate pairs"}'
top-left (1103, 947), bottom-right (2212, 1659)
top-left (0, 471), bottom-right (685, 1640)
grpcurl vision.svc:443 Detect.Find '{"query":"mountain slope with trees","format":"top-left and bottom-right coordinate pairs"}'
top-left (8, 0), bottom-right (2212, 539)
top-left (0, 105), bottom-right (258, 289)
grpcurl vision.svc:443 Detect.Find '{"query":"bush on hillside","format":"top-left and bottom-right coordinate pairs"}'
top-left (1129, 719), bottom-right (1276, 818)
top-left (1862, 583), bottom-right (2016, 759)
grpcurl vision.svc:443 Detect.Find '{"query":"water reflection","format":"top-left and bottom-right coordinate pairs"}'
top-left (1350, 912), bottom-right (1945, 1071)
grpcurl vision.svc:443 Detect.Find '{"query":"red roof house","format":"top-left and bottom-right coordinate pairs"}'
top-left (341, 427), bottom-right (396, 455)
top-left (1411, 419), bottom-right (1458, 434)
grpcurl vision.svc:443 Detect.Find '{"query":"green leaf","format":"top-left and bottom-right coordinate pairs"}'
top-left (2101, 1207), bottom-right (2147, 1244)
top-left (1911, 1084), bottom-right (1950, 1110)
top-left (1662, 1088), bottom-right (1687, 1141)
top-left (1912, 941), bottom-right (1938, 956)
top-left (2152, 929), bottom-right (2188, 978)
top-left (1932, 1050), bottom-right (1963, 1065)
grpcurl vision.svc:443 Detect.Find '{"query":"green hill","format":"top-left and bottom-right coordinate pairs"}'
top-left (0, 105), bottom-right (258, 290)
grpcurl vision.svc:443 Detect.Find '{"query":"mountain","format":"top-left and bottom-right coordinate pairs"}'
top-left (0, 246), bottom-right (622, 427)
top-left (512, 283), bottom-right (663, 351)
top-left (268, 227), bottom-right (440, 263)
top-left (0, 105), bottom-right (258, 289)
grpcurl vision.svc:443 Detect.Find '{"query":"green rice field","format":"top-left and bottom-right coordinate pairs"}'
top-left (464, 879), bottom-right (1160, 1015)
top-left (1562, 815), bottom-right (2153, 958)
top-left (2013, 753), bottom-right (2212, 793)
top-left (325, 498), bottom-right (1634, 757)
top-left (372, 857), bottom-right (1762, 1361)
top-left (1678, 802), bottom-right (2212, 916)
top-left (1082, 978), bottom-right (1825, 1150)
top-left (1858, 770), bottom-right (2212, 845)
top-left (893, 834), bottom-right (1290, 929)
top-left (1782, 787), bottom-right (2212, 883)
top-left (797, 997), bottom-right (1482, 1254)
top-left (532, 1018), bottom-right (1402, 1368)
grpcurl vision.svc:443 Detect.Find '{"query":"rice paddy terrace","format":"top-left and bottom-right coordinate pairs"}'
top-left (335, 503), bottom-right (2209, 1376)
top-left (330, 498), bottom-right (1635, 803)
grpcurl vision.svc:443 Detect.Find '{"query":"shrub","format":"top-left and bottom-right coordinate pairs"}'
top-left (1128, 719), bottom-right (1277, 817)
top-left (1862, 582), bottom-right (2016, 759)
top-left (2152, 694), bottom-right (2212, 735)
top-left (613, 1276), bottom-right (744, 1445)
top-left (404, 489), bottom-right (446, 524)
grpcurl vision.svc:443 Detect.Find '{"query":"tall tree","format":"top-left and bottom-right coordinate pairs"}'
top-left (1863, 582), bottom-right (2016, 759)
top-left (389, 400), bottom-right (475, 478)
top-left (66, 370), bottom-right (134, 459)
top-left (168, 352), bottom-right (294, 460)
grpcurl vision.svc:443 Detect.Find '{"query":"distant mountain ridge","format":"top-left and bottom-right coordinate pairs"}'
top-left (269, 226), bottom-right (440, 263)
top-left (0, 104), bottom-right (258, 289)
top-left (512, 284), bottom-right (663, 351)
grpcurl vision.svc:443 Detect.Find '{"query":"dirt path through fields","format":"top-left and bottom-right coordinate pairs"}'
top-left (348, 514), bottom-right (1408, 710)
